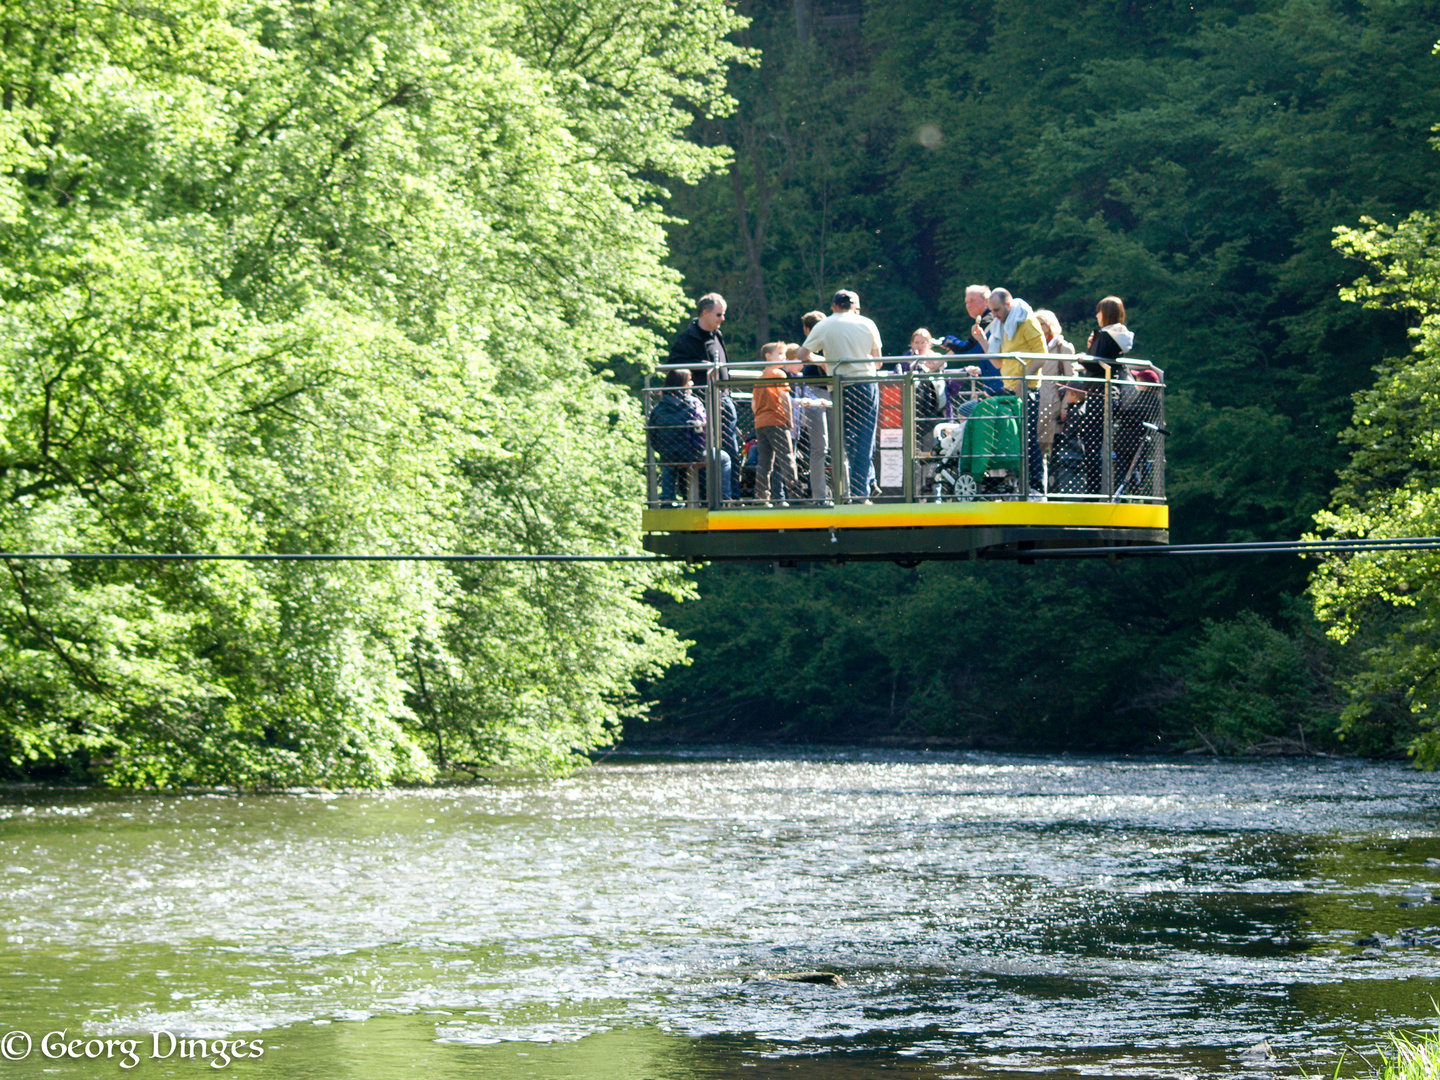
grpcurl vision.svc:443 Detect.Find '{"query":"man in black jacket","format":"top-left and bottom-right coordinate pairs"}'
top-left (667, 292), bottom-right (729, 384)
top-left (667, 292), bottom-right (739, 496)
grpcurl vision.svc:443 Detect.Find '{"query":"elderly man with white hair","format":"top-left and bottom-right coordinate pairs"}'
top-left (934, 284), bottom-right (1002, 395)
top-left (963, 284), bottom-right (995, 351)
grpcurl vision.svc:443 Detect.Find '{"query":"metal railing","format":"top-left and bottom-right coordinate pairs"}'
top-left (643, 354), bottom-right (1165, 510)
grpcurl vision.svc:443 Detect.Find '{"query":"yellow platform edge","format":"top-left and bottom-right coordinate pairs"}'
top-left (643, 501), bottom-right (1168, 533)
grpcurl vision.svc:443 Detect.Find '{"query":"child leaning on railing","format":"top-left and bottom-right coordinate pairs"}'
top-left (752, 342), bottom-right (830, 506)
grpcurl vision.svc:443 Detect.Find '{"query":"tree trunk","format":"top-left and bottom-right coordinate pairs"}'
top-left (728, 109), bottom-right (797, 350)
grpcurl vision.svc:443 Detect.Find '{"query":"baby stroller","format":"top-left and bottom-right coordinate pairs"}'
top-left (930, 394), bottom-right (1023, 500)
top-left (930, 422), bottom-right (975, 500)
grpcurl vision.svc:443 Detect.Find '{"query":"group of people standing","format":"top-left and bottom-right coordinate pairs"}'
top-left (656, 284), bottom-right (1149, 504)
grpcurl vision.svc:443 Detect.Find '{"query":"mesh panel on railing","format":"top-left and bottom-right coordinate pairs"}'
top-left (731, 390), bottom-right (758, 500)
top-left (1023, 359), bottom-right (1067, 498)
top-left (913, 370), bottom-right (979, 500)
top-left (1035, 370), bottom-right (1165, 500)
top-left (1040, 373), bottom-right (1091, 498)
top-left (1046, 371), bottom-right (1119, 498)
top-left (645, 384), bottom-right (714, 507)
top-left (795, 379), bottom-right (834, 502)
top-left (728, 377), bottom-right (835, 504)
top-left (649, 364), bottom-right (1164, 509)
top-left (840, 378), bottom-right (881, 501)
top-left (912, 370), bottom-right (946, 499)
top-left (934, 399), bottom-right (1023, 499)
top-left (1113, 375), bottom-right (1164, 500)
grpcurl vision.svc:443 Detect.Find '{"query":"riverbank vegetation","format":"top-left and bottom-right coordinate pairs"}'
top-left (1371, 1028), bottom-right (1440, 1080)
top-left (1376, 1026), bottom-right (1440, 1080)
top-left (1310, 211), bottom-right (1440, 769)
top-left (1320, 1021), bottom-right (1440, 1079)
top-left (0, 0), bottom-right (752, 785)
top-left (639, 0), bottom-right (1440, 762)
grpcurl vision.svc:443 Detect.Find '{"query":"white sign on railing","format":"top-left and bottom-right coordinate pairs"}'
top-left (879, 450), bottom-right (904, 488)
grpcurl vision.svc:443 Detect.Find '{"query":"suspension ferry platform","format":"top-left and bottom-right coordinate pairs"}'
top-left (641, 355), bottom-right (1168, 563)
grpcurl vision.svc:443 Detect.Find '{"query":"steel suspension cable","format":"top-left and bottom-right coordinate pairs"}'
top-left (0, 553), bottom-right (662, 562)
top-left (0, 538), bottom-right (1438, 563)
top-left (998, 537), bottom-right (1440, 560)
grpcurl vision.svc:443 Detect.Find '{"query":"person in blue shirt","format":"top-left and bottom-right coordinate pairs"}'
top-left (648, 368), bottom-right (732, 504)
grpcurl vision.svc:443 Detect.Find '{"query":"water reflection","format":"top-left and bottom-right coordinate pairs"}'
top-left (1, 751), bottom-right (1437, 1078)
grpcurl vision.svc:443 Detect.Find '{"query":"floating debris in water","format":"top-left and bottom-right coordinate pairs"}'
top-left (1238, 1038), bottom-right (1277, 1062)
top-left (761, 972), bottom-right (846, 987)
top-left (1356, 927), bottom-right (1440, 948)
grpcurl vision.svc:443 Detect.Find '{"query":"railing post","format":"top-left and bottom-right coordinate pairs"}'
top-left (643, 375), bottom-right (656, 507)
top-left (1017, 372), bottom-right (1030, 498)
top-left (902, 370), bottom-right (915, 503)
top-left (831, 372), bottom-right (848, 502)
top-left (707, 376), bottom-right (721, 510)
top-left (1154, 384), bottom-right (1166, 500)
top-left (1101, 365), bottom-right (1114, 500)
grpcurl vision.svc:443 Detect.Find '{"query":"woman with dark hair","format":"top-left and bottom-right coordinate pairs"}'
top-left (1085, 295), bottom-right (1134, 366)
top-left (1077, 296), bottom-right (1136, 495)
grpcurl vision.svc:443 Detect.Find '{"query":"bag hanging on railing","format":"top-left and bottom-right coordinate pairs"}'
top-left (1113, 367), bottom-right (1143, 415)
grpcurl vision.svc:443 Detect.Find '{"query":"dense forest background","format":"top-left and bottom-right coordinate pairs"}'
top-left (639, 0), bottom-right (1440, 757)
top-left (5, 0), bottom-right (1440, 785)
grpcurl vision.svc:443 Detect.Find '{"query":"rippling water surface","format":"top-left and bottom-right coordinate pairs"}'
top-left (2, 750), bottom-right (1439, 1078)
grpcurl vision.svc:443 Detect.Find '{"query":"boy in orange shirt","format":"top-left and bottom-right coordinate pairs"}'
top-left (752, 342), bottom-right (801, 505)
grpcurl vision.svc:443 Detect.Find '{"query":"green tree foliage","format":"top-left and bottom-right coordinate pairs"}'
top-left (651, 0), bottom-right (1440, 755)
top-left (647, 561), bottom-right (1355, 755)
top-left (647, 561), bottom-right (1167, 749)
top-left (1310, 188), bottom-right (1440, 768)
top-left (0, 0), bottom-right (749, 784)
top-left (1171, 608), bottom-right (1344, 755)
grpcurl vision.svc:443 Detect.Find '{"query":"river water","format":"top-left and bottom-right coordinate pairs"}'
top-left (1, 750), bottom-right (1438, 1078)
